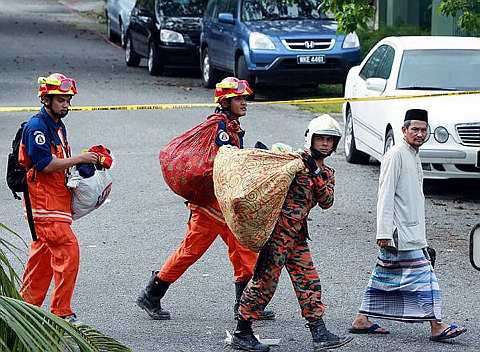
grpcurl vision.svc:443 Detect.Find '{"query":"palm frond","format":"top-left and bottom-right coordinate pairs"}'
top-left (0, 223), bottom-right (23, 299)
top-left (0, 297), bottom-right (132, 352)
top-left (0, 223), bottom-right (27, 251)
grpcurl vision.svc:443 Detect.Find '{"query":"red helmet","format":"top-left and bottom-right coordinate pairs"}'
top-left (214, 77), bottom-right (252, 104)
top-left (38, 73), bottom-right (77, 97)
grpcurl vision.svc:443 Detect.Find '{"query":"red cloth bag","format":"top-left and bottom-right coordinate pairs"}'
top-left (160, 114), bottom-right (232, 206)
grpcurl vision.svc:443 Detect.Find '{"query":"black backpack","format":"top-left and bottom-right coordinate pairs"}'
top-left (6, 122), bottom-right (37, 241)
top-left (6, 122), bottom-right (27, 199)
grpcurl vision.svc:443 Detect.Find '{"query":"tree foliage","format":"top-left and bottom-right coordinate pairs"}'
top-left (439, 0), bottom-right (480, 34)
top-left (320, 0), bottom-right (375, 33)
top-left (243, 0), bottom-right (375, 33)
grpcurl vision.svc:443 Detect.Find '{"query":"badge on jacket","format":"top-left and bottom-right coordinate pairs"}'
top-left (218, 131), bottom-right (230, 142)
top-left (34, 131), bottom-right (46, 145)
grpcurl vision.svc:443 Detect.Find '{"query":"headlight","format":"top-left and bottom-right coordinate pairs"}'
top-left (434, 126), bottom-right (449, 143)
top-left (342, 32), bottom-right (359, 49)
top-left (249, 32), bottom-right (275, 50)
top-left (160, 29), bottom-right (184, 43)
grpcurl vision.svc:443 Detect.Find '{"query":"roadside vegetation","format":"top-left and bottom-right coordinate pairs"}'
top-left (302, 84), bottom-right (344, 114)
top-left (358, 24), bottom-right (430, 58)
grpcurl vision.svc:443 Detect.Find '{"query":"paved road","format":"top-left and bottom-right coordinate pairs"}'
top-left (1, 1), bottom-right (479, 351)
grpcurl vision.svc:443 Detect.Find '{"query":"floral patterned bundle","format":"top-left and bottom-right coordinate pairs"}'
top-left (214, 146), bottom-right (305, 252)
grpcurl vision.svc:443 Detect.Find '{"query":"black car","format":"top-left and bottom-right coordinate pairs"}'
top-left (125, 0), bottom-right (208, 75)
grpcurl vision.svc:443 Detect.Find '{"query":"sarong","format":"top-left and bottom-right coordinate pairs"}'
top-left (358, 248), bottom-right (441, 322)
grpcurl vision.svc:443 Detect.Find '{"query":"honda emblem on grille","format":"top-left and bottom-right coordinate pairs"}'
top-left (304, 41), bottom-right (315, 49)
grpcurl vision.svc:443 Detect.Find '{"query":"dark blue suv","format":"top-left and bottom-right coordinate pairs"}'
top-left (200, 0), bottom-right (361, 89)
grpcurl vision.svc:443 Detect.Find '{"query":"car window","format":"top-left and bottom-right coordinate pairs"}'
top-left (137, 0), bottom-right (154, 12)
top-left (375, 45), bottom-right (395, 80)
top-left (359, 45), bottom-right (387, 80)
top-left (397, 49), bottom-right (480, 91)
top-left (157, 0), bottom-right (208, 17)
top-left (241, 0), bottom-right (332, 21)
top-left (134, 0), bottom-right (144, 8)
top-left (217, 0), bottom-right (236, 15)
top-left (204, 0), bottom-right (216, 19)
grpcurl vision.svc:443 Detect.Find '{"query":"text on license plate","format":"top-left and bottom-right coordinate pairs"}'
top-left (297, 55), bottom-right (325, 64)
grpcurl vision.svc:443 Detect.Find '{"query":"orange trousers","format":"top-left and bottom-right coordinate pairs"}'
top-left (20, 222), bottom-right (80, 317)
top-left (158, 207), bottom-right (258, 284)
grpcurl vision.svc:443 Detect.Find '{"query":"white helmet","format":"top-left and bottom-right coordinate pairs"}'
top-left (304, 114), bottom-right (342, 149)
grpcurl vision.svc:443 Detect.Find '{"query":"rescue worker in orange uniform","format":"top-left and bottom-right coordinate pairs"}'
top-left (232, 115), bottom-right (353, 352)
top-left (19, 73), bottom-right (98, 323)
top-left (136, 77), bottom-right (275, 321)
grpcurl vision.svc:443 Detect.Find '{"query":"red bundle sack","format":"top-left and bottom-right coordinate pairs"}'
top-left (160, 114), bottom-right (234, 206)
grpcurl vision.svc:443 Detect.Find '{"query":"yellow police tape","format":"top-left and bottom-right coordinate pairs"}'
top-left (1, 90), bottom-right (479, 113)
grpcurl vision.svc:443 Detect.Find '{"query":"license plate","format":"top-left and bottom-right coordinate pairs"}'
top-left (297, 55), bottom-right (325, 64)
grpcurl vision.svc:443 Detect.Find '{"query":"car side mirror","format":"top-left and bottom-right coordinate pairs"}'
top-left (470, 223), bottom-right (480, 271)
top-left (218, 13), bottom-right (235, 24)
top-left (365, 78), bottom-right (387, 93)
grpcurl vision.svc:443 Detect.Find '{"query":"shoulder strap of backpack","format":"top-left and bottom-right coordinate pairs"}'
top-left (19, 120), bottom-right (37, 241)
top-left (23, 179), bottom-right (37, 241)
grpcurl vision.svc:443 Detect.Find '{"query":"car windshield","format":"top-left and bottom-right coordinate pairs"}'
top-left (397, 49), bottom-right (480, 91)
top-left (157, 0), bottom-right (207, 17)
top-left (241, 0), bottom-right (334, 21)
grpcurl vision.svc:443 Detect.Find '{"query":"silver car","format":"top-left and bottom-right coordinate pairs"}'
top-left (106, 0), bottom-right (136, 47)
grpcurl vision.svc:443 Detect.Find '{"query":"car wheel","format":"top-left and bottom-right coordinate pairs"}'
top-left (148, 42), bottom-right (163, 76)
top-left (201, 48), bottom-right (219, 88)
top-left (384, 129), bottom-right (395, 153)
top-left (125, 34), bottom-right (141, 67)
top-left (344, 108), bottom-right (370, 164)
top-left (236, 54), bottom-right (256, 99)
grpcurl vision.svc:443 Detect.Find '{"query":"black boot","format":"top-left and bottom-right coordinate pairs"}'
top-left (234, 281), bottom-right (275, 320)
top-left (232, 319), bottom-right (270, 352)
top-left (307, 318), bottom-right (353, 351)
top-left (136, 271), bottom-right (171, 320)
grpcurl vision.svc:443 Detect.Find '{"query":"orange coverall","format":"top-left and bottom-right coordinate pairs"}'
top-left (157, 113), bottom-right (257, 284)
top-left (158, 201), bottom-right (258, 284)
top-left (19, 108), bottom-right (79, 317)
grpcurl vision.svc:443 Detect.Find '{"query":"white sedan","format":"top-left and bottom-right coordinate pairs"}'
top-left (106, 0), bottom-right (136, 47)
top-left (343, 36), bottom-right (480, 179)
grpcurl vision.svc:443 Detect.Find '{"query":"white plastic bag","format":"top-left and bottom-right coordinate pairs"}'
top-left (71, 169), bottom-right (113, 220)
top-left (224, 330), bottom-right (280, 346)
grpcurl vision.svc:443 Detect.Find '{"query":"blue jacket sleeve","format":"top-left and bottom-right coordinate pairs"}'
top-left (23, 121), bottom-right (53, 172)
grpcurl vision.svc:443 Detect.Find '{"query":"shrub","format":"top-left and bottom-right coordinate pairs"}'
top-left (358, 25), bottom-right (430, 58)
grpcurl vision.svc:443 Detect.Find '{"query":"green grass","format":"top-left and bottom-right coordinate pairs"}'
top-left (299, 84), bottom-right (343, 114)
top-left (302, 102), bottom-right (342, 114)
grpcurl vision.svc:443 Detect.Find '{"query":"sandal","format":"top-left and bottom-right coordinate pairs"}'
top-left (349, 323), bottom-right (390, 335)
top-left (430, 324), bottom-right (467, 342)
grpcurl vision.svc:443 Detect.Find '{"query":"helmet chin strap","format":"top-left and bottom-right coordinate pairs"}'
top-left (42, 97), bottom-right (68, 119)
top-left (310, 137), bottom-right (340, 160)
top-left (55, 110), bottom-right (69, 119)
top-left (215, 102), bottom-right (239, 120)
top-left (310, 148), bottom-right (331, 160)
